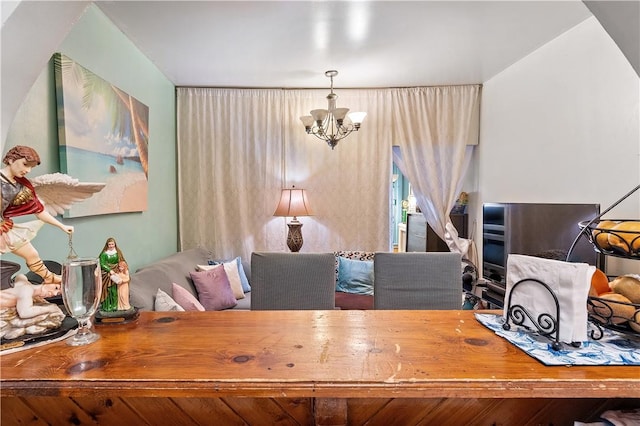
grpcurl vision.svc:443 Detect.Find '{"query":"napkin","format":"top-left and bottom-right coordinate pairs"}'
top-left (504, 254), bottom-right (595, 343)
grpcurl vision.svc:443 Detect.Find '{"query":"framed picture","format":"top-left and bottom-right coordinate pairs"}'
top-left (54, 53), bottom-right (149, 217)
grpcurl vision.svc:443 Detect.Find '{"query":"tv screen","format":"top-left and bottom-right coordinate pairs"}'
top-left (482, 202), bottom-right (603, 285)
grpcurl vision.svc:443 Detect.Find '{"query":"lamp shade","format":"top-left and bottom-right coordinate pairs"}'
top-left (348, 111), bottom-right (367, 125)
top-left (273, 188), bottom-right (312, 218)
top-left (310, 109), bottom-right (328, 124)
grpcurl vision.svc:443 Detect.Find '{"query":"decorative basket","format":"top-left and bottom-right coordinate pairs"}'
top-left (587, 295), bottom-right (640, 337)
top-left (570, 187), bottom-right (640, 339)
top-left (579, 219), bottom-right (640, 260)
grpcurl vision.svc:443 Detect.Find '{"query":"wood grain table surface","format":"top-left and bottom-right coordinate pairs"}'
top-left (2, 310), bottom-right (638, 399)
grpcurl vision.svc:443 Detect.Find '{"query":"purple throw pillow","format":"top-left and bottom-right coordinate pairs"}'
top-left (190, 264), bottom-right (237, 311)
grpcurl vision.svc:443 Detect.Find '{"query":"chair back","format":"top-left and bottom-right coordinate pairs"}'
top-left (250, 252), bottom-right (336, 310)
top-left (374, 252), bottom-right (462, 310)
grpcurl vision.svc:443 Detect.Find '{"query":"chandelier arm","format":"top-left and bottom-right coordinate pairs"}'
top-left (309, 121), bottom-right (359, 140)
top-left (309, 130), bottom-right (334, 143)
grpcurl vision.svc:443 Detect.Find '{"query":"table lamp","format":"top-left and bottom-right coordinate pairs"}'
top-left (273, 187), bottom-right (312, 252)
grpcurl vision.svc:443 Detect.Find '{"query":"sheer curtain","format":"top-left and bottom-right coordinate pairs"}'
top-left (176, 87), bottom-right (393, 261)
top-left (391, 85), bottom-right (481, 259)
top-left (176, 88), bottom-right (285, 261)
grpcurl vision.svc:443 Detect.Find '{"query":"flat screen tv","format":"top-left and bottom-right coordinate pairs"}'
top-left (482, 202), bottom-right (604, 287)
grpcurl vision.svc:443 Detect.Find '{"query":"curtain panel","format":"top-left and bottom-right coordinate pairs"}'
top-left (391, 85), bottom-right (481, 258)
top-left (176, 85), bottom-right (479, 262)
top-left (176, 88), bottom-right (285, 262)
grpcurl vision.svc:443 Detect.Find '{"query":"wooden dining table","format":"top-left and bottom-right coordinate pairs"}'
top-left (1, 309), bottom-right (639, 425)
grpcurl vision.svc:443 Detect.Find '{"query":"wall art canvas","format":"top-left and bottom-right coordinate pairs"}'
top-left (54, 53), bottom-right (149, 217)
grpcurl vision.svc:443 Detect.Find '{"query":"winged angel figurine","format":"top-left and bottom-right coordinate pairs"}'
top-left (1, 145), bottom-right (105, 284)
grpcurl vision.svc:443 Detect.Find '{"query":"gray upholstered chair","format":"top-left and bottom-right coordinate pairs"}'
top-left (373, 252), bottom-right (462, 310)
top-left (250, 252), bottom-right (336, 310)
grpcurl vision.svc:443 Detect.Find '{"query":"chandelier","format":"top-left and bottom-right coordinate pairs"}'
top-left (299, 70), bottom-right (366, 150)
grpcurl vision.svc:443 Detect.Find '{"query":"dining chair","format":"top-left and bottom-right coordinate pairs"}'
top-left (373, 252), bottom-right (462, 310)
top-left (250, 252), bottom-right (336, 310)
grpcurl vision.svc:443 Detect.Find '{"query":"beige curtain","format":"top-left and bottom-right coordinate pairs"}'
top-left (391, 85), bottom-right (481, 259)
top-left (176, 87), bottom-right (393, 261)
top-left (176, 88), bottom-right (285, 261)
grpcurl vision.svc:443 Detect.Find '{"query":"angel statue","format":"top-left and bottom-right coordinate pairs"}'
top-left (1, 145), bottom-right (105, 284)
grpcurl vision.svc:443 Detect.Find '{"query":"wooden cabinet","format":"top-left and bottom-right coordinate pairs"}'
top-left (406, 213), bottom-right (468, 252)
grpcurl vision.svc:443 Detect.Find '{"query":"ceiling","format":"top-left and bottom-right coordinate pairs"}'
top-left (94, 1), bottom-right (593, 89)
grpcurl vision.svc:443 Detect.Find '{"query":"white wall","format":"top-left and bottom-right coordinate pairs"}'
top-left (478, 17), bottom-right (640, 275)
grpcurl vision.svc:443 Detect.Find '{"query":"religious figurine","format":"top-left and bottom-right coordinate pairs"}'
top-left (113, 260), bottom-right (131, 311)
top-left (1, 145), bottom-right (105, 284)
top-left (1, 145), bottom-right (104, 339)
top-left (0, 274), bottom-right (65, 340)
top-left (98, 237), bottom-right (133, 313)
top-left (1, 146), bottom-right (73, 283)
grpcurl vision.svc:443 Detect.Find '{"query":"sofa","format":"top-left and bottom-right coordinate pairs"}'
top-left (129, 247), bottom-right (252, 311)
top-left (129, 247), bottom-right (376, 312)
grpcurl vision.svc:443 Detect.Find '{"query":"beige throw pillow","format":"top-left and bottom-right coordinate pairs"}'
top-left (155, 288), bottom-right (185, 312)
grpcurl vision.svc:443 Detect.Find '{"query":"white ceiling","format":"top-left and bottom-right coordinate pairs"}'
top-left (94, 1), bottom-right (593, 89)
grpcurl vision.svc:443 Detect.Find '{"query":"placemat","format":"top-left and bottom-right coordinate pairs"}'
top-left (475, 313), bottom-right (640, 366)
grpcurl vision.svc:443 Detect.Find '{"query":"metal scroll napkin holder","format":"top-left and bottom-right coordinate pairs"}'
top-left (502, 278), bottom-right (565, 351)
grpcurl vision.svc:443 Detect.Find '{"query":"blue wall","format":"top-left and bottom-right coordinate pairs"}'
top-left (3, 4), bottom-right (177, 273)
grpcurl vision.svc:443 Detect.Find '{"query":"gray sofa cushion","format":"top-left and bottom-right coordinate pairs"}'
top-left (233, 294), bottom-right (251, 310)
top-left (129, 247), bottom-right (212, 311)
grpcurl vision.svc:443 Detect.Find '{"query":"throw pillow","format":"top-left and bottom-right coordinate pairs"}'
top-left (190, 265), bottom-right (238, 311)
top-left (334, 251), bottom-right (375, 283)
top-left (172, 283), bottom-right (205, 311)
top-left (155, 288), bottom-right (185, 312)
top-left (208, 257), bottom-right (251, 292)
top-left (337, 257), bottom-right (374, 295)
top-left (197, 261), bottom-right (245, 299)
top-left (233, 257), bottom-right (251, 292)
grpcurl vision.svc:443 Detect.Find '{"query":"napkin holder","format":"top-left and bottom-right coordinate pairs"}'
top-left (502, 278), bottom-right (564, 350)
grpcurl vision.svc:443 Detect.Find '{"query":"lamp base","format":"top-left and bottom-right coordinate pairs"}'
top-left (286, 223), bottom-right (304, 252)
